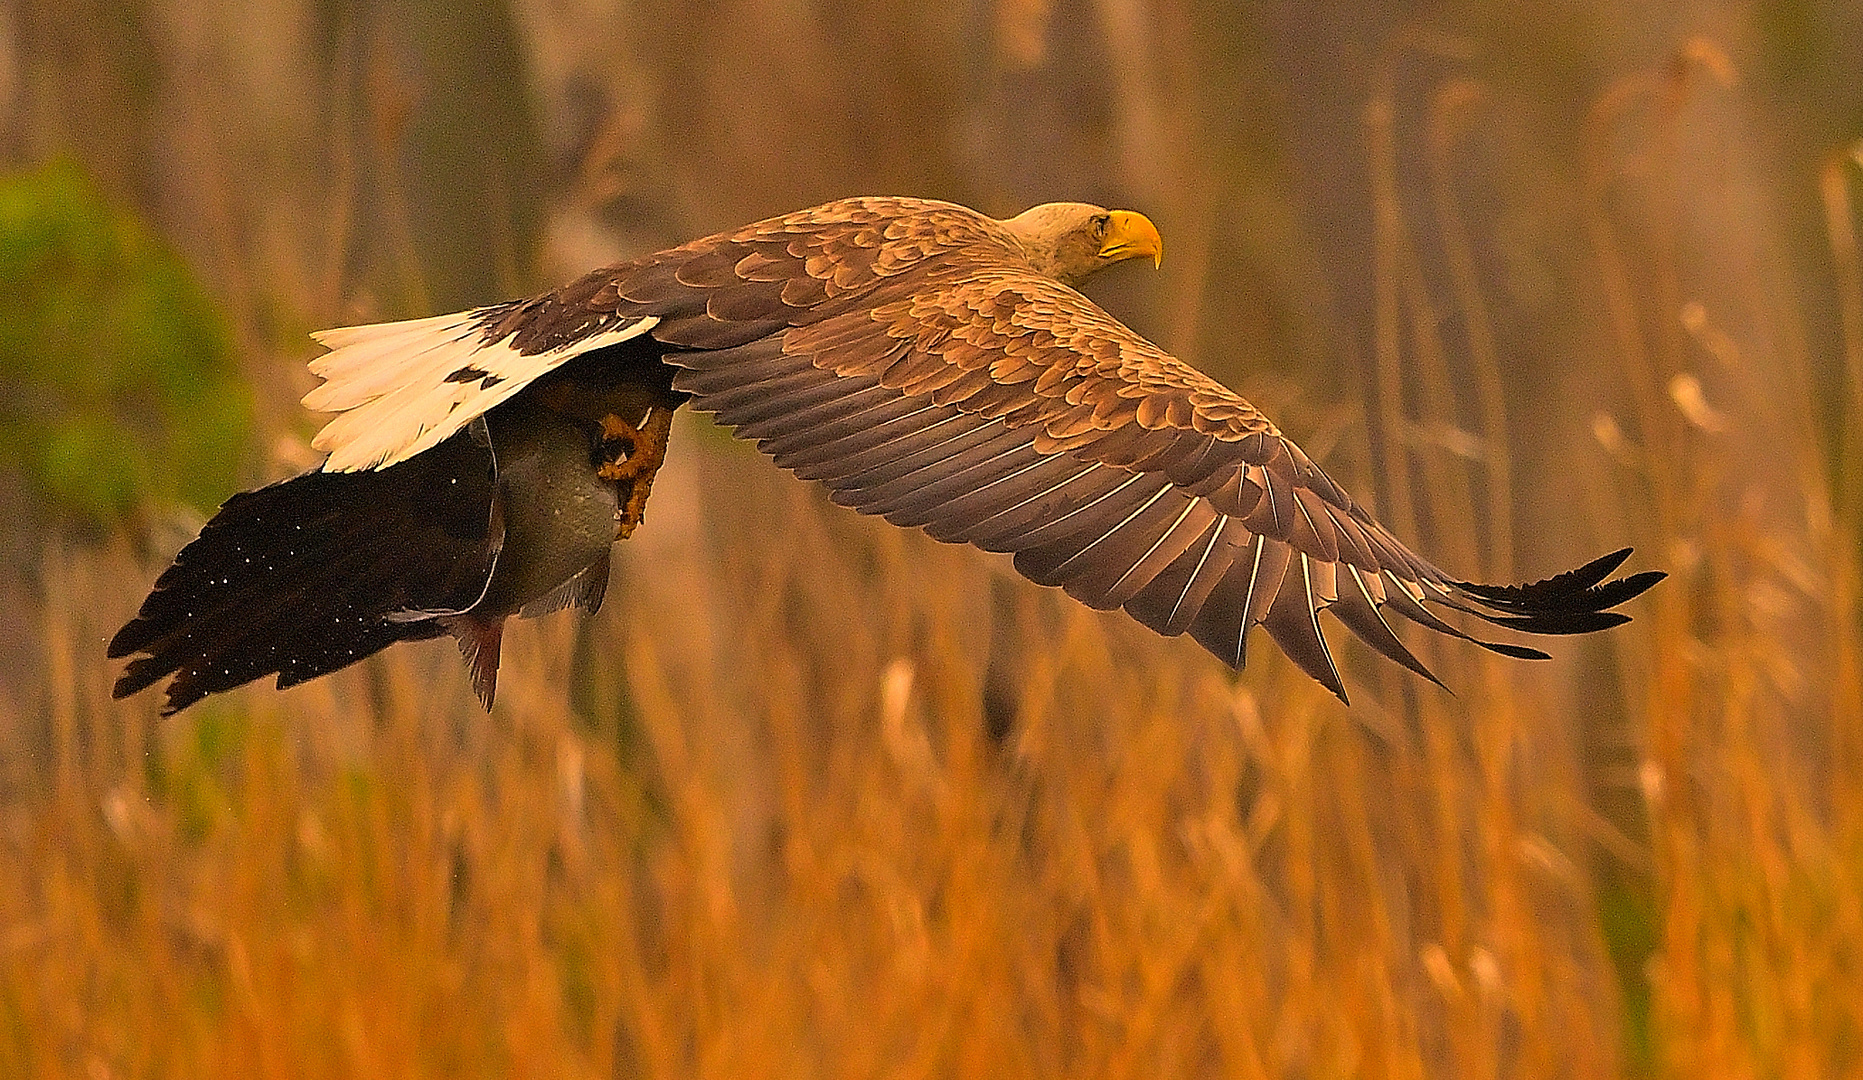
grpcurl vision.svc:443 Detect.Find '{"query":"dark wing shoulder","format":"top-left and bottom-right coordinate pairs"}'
top-left (671, 265), bottom-right (1658, 700)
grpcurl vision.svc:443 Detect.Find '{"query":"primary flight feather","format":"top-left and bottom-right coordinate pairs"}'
top-left (111, 197), bottom-right (1661, 713)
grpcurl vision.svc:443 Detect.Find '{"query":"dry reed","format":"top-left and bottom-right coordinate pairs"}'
top-left (4, 7), bottom-right (1863, 1079)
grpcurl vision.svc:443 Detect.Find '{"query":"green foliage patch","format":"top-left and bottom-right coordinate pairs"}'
top-left (0, 159), bottom-right (250, 527)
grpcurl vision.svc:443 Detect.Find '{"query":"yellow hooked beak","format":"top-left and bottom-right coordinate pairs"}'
top-left (1097, 209), bottom-right (1163, 269)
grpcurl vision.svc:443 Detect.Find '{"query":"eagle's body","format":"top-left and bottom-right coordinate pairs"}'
top-left (111, 197), bottom-right (1659, 713)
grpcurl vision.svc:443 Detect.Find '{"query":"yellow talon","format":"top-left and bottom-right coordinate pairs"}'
top-left (595, 408), bottom-right (673, 539)
top-left (599, 413), bottom-right (637, 441)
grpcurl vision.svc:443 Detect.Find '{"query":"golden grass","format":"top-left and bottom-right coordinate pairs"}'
top-left (6, 15), bottom-right (1863, 1079)
top-left (2, 450), bottom-right (1618, 1079)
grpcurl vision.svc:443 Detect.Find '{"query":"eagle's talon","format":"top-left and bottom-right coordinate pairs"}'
top-left (596, 408), bottom-right (672, 538)
top-left (599, 413), bottom-right (635, 441)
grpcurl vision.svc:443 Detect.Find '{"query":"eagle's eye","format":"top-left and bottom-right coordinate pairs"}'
top-left (1091, 214), bottom-right (1110, 240)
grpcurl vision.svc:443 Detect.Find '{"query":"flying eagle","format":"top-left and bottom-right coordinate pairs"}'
top-left (110, 197), bottom-right (1660, 713)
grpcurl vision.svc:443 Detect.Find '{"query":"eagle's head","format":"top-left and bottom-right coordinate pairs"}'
top-left (1001, 202), bottom-right (1164, 287)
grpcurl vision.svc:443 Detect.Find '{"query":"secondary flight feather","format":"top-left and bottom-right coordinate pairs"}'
top-left (111, 196), bottom-right (1661, 713)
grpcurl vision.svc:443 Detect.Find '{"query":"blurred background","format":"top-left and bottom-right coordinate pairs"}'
top-left (3, 0), bottom-right (1862, 1076)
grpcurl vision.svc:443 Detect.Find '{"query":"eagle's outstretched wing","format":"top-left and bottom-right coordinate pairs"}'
top-left (657, 266), bottom-right (1658, 701)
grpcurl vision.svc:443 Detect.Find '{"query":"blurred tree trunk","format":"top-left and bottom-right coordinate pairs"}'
top-left (397, 0), bottom-right (545, 306)
top-left (8, 0), bottom-right (163, 205)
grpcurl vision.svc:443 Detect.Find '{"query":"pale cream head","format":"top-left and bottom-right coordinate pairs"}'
top-left (999, 202), bottom-right (1164, 287)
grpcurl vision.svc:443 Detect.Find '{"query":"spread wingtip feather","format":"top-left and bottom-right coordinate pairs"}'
top-left (1445, 548), bottom-right (1663, 637)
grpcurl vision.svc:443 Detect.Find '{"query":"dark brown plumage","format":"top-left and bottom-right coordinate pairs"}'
top-left (111, 197), bottom-right (1660, 713)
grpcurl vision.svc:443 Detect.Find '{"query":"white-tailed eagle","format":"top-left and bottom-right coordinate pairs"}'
top-left (111, 197), bottom-right (1661, 712)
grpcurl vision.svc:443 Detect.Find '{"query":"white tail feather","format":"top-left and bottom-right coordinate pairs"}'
top-left (304, 318), bottom-right (485, 410)
top-left (305, 311), bottom-right (661, 472)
